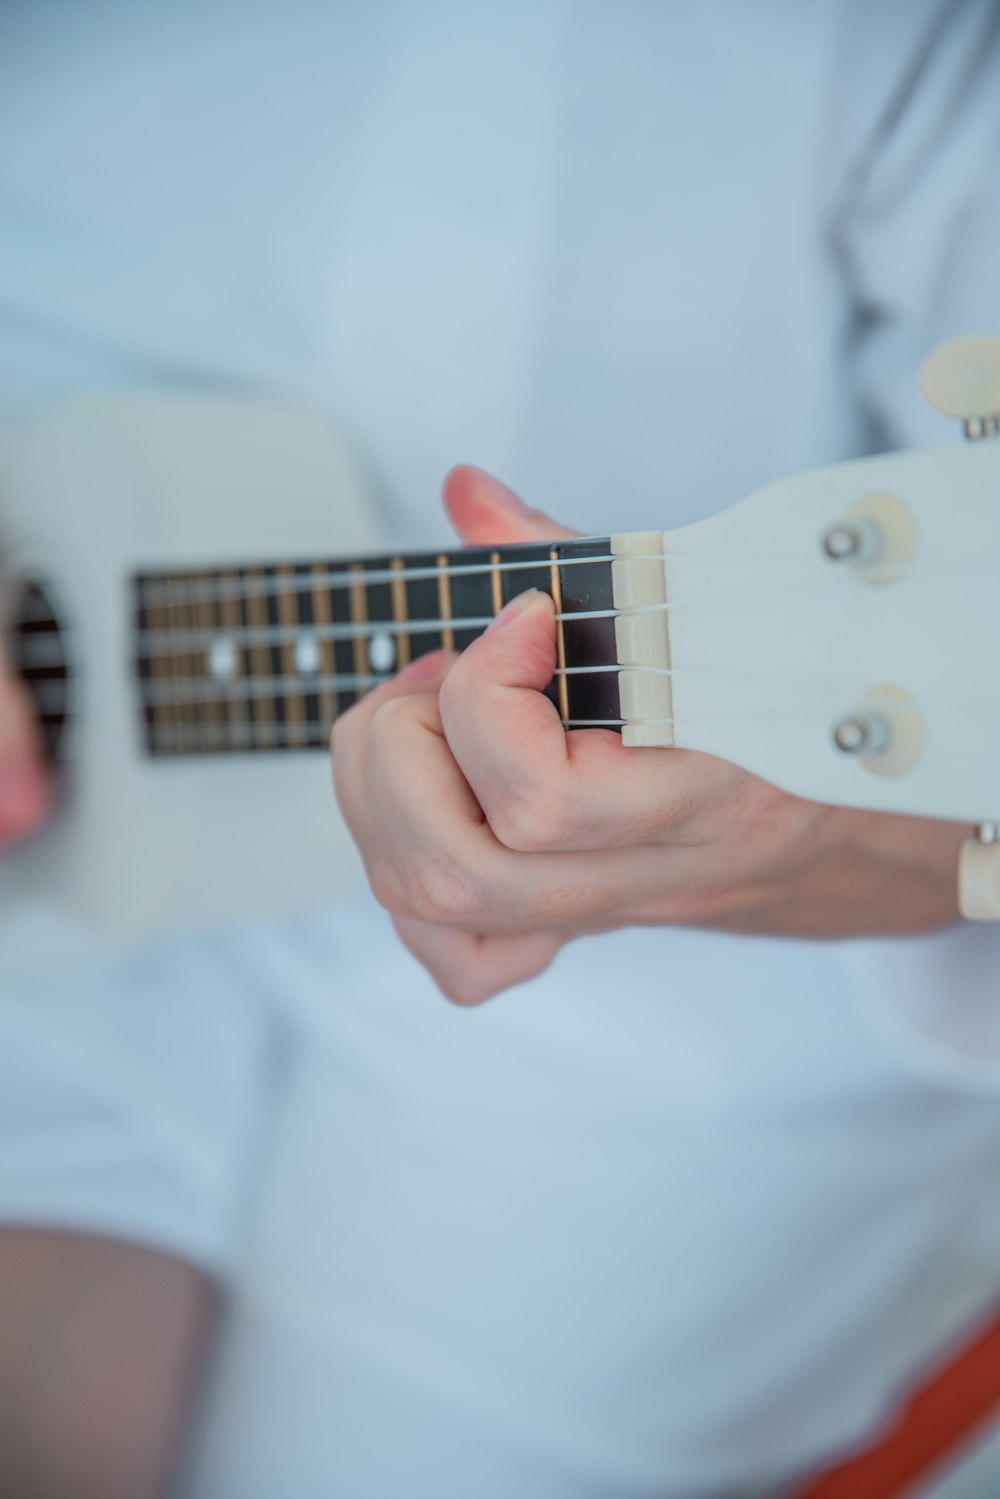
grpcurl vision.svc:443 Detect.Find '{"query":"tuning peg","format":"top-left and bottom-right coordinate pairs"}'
top-left (960, 823), bottom-right (1000, 921)
top-left (919, 335), bottom-right (1000, 439)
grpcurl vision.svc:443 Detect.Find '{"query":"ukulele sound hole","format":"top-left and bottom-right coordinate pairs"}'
top-left (9, 577), bottom-right (72, 763)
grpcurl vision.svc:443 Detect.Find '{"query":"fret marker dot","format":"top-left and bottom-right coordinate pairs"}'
top-left (208, 636), bottom-right (238, 681)
top-left (368, 631), bottom-right (396, 674)
top-left (295, 630), bottom-right (321, 676)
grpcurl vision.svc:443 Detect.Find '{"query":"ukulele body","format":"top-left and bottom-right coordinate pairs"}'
top-left (0, 390), bottom-right (380, 945)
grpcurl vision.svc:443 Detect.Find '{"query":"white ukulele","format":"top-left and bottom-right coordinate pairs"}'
top-left (2, 338), bottom-right (999, 948)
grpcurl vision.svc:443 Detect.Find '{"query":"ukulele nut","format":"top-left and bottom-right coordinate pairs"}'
top-left (960, 826), bottom-right (1000, 920)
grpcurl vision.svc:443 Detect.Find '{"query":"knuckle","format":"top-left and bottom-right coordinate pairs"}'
top-left (490, 784), bottom-right (573, 854)
top-left (437, 665), bottom-right (464, 722)
top-left (401, 850), bottom-right (490, 924)
top-left (372, 693), bottom-right (426, 737)
top-left (367, 859), bottom-right (407, 916)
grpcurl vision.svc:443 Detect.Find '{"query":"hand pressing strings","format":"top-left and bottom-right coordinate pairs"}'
top-left (332, 466), bottom-right (967, 1005)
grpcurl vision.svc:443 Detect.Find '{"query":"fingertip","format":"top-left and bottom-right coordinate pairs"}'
top-left (0, 759), bottom-right (51, 845)
top-left (443, 465), bottom-right (535, 546)
top-left (454, 584), bottom-right (557, 695)
top-left (483, 586), bottom-right (552, 634)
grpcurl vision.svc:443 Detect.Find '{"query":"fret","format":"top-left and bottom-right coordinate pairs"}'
top-left (360, 560), bottom-right (394, 680)
top-left (548, 549), bottom-right (571, 725)
top-left (277, 564), bottom-right (308, 748)
top-left (437, 553), bottom-right (454, 650)
top-left (330, 567), bottom-right (359, 714)
top-left (299, 563), bottom-right (327, 734)
top-left (244, 566), bottom-right (275, 749)
top-left (494, 542), bottom-right (562, 716)
top-left (185, 572), bottom-right (209, 751)
top-left (220, 566), bottom-right (249, 752)
top-left (490, 551), bottom-right (503, 616)
top-left (262, 563), bottom-right (284, 740)
top-left (348, 563), bottom-right (369, 686)
top-left (447, 546), bottom-right (496, 650)
top-left (551, 538), bottom-right (621, 728)
top-left (160, 563), bottom-right (185, 749)
top-left (399, 554), bottom-right (444, 660)
top-left (199, 567), bottom-right (223, 749)
top-left (389, 557), bottom-right (411, 669)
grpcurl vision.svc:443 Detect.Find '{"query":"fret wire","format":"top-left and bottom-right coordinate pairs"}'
top-left (349, 563), bottom-right (368, 687)
top-left (390, 557), bottom-right (411, 669)
top-left (246, 566), bottom-right (274, 743)
top-left (490, 551), bottom-right (503, 616)
top-left (200, 564), bottom-right (223, 746)
top-left (136, 550), bottom-right (623, 609)
top-left (221, 565), bottom-right (248, 750)
top-left (161, 565), bottom-right (184, 748)
top-left (436, 553), bottom-right (454, 651)
top-left (277, 563), bottom-right (309, 747)
top-left (311, 561), bottom-right (337, 730)
top-left (184, 571), bottom-right (208, 750)
top-left (549, 549), bottom-right (570, 724)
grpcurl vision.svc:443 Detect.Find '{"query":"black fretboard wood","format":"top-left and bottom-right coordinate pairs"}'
top-left (133, 538), bottom-right (621, 757)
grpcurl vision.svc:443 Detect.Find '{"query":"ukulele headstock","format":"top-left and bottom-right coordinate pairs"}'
top-left (610, 339), bottom-right (1000, 916)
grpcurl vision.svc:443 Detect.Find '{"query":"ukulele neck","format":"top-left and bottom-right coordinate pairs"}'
top-left (132, 538), bottom-right (629, 757)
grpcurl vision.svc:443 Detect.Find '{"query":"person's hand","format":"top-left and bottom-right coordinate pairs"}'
top-left (0, 641), bottom-right (51, 848)
top-left (332, 467), bottom-right (968, 1005)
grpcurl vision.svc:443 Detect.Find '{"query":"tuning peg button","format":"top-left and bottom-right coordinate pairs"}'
top-left (919, 336), bottom-right (1000, 439)
top-left (960, 824), bottom-right (1000, 921)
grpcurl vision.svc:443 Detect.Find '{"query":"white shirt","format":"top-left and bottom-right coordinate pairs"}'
top-left (1, 3), bottom-right (1000, 1494)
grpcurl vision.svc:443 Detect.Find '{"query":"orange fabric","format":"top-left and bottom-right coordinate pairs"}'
top-left (789, 1307), bottom-right (1000, 1499)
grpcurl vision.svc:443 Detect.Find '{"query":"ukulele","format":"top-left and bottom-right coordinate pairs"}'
top-left (2, 338), bottom-right (998, 945)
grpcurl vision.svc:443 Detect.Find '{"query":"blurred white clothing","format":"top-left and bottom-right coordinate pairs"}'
top-left (1, 3), bottom-right (1000, 1495)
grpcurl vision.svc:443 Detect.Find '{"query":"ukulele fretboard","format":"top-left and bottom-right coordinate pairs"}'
top-left (132, 540), bottom-right (621, 756)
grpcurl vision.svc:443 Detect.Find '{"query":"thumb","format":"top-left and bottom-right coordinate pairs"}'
top-left (443, 465), bottom-right (579, 547)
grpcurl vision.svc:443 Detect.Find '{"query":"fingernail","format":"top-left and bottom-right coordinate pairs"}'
top-left (485, 588), bottom-right (541, 632)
